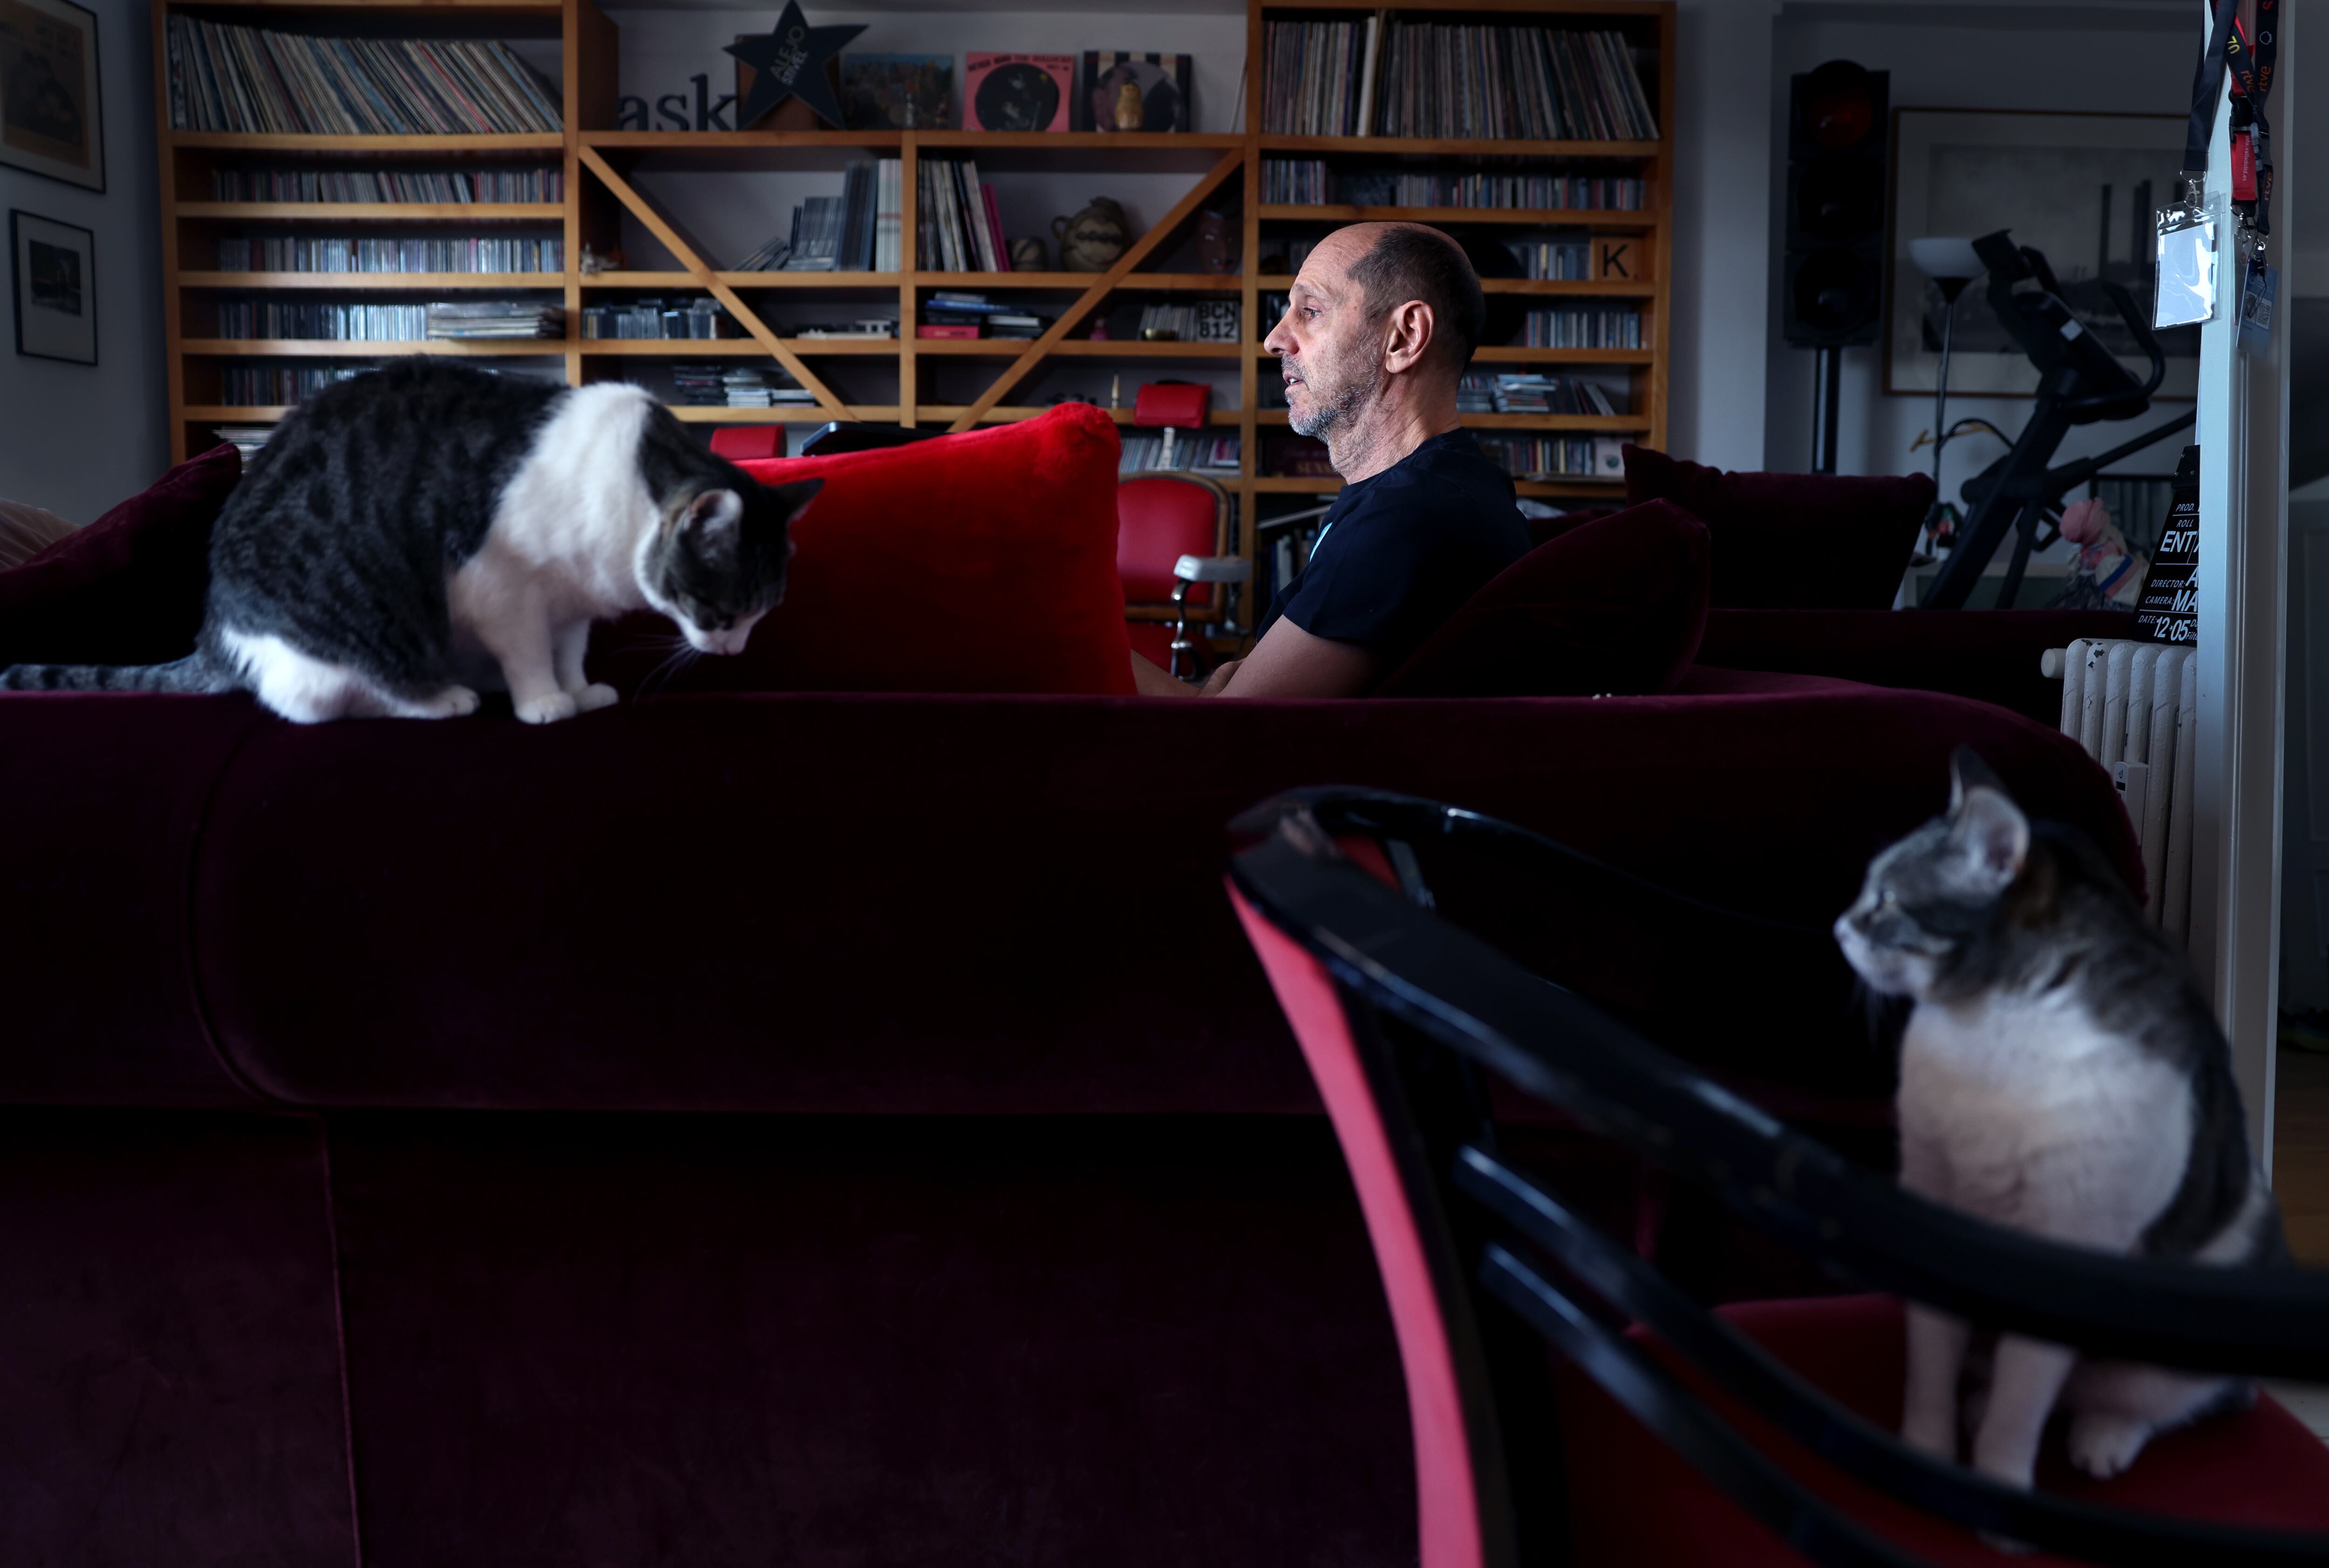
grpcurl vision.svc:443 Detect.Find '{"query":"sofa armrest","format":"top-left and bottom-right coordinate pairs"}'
top-left (1694, 608), bottom-right (2137, 726)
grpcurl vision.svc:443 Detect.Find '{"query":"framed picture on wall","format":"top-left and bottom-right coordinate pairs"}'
top-left (0, 0), bottom-right (105, 192)
top-left (12, 208), bottom-right (95, 364)
top-left (1887, 109), bottom-right (2195, 400)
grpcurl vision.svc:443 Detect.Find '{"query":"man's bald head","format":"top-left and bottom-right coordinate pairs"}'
top-left (1335, 222), bottom-right (1485, 377)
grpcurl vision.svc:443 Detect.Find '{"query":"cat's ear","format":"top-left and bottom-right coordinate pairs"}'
top-left (1952, 783), bottom-right (2030, 890)
top-left (1947, 745), bottom-right (2013, 815)
top-left (764, 477), bottom-right (824, 523)
top-left (683, 488), bottom-right (744, 553)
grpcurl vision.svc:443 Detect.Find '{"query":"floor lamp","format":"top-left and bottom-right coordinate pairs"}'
top-left (1907, 236), bottom-right (1984, 567)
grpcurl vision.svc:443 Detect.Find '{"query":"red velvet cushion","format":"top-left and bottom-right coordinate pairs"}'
top-left (1557, 1293), bottom-right (2329, 1566)
top-left (712, 404), bottom-right (1134, 694)
top-left (1623, 444), bottom-right (1934, 611)
top-left (0, 443), bottom-right (241, 668)
top-left (1372, 500), bottom-right (1709, 698)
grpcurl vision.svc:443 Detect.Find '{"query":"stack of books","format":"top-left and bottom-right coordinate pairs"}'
top-left (1489, 374), bottom-right (1618, 415)
top-left (671, 367), bottom-right (816, 408)
top-left (1263, 18), bottom-right (1658, 141)
top-left (1119, 432), bottom-right (1239, 475)
top-left (1524, 304), bottom-right (1641, 349)
top-left (1510, 238), bottom-right (1592, 280)
top-left (211, 425), bottom-right (276, 463)
top-left (794, 319), bottom-right (897, 339)
top-left (216, 236), bottom-right (563, 273)
top-left (1135, 301), bottom-right (1239, 342)
top-left (737, 160), bottom-right (897, 273)
top-left (917, 293), bottom-right (1047, 339)
top-left (216, 302), bottom-right (429, 340)
top-left (425, 301), bottom-right (565, 339)
top-left (918, 159), bottom-right (1009, 273)
top-left (581, 299), bottom-right (730, 339)
top-left (165, 19), bottom-right (562, 135)
top-left (209, 168), bottom-right (563, 203)
top-left (1456, 373), bottom-right (1498, 414)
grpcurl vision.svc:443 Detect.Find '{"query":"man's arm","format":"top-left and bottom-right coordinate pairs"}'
top-left (1129, 618), bottom-right (1376, 699)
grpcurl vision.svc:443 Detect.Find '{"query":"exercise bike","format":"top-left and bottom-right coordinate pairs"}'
top-left (1921, 229), bottom-right (2195, 611)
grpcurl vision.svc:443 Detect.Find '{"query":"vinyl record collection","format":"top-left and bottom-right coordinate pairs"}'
top-left (917, 158), bottom-right (1010, 272)
top-left (1262, 18), bottom-right (1657, 140)
top-left (208, 168), bottom-right (562, 203)
top-left (214, 237), bottom-right (564, 274)
top-left (164, 19), bottom-right (562, 135)
top-left (1263, 160), bottom-right (1644, 211)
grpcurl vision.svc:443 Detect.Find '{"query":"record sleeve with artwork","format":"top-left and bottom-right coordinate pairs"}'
top-left (965, 53), bottom-right (1070, 133)
top-left (841, 53), bottom-right (951, 130)
top-left (1077, 52), bottom-right (1189, 133)
top-left (0, 0), bottom-right (103, 192)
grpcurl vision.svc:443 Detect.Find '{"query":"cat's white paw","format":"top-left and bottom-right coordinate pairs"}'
top-left (572, 682), bottom-right (619, 713)
top-left (1901, 1403), bottom-right (1957, 1461)
top-left (515, 691), bottom-right (579, 725)
top-left (2066, 1413), bottom-right (2152, 1479)
top-left (418, 684), bottom-right (480, 718)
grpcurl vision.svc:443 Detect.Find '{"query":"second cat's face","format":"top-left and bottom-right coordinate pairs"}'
top-left (1833, 753), bottom-right (2031, 1001)
top-left (640, 477), bottom-right (821, 654)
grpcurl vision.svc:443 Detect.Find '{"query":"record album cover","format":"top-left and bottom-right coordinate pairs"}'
top-left (840, 53), bottom-right (952, 129)
top-left (1078, 52), bottom-right (1189, 133)
top-left (965, 53), bottom-right (1070, 133)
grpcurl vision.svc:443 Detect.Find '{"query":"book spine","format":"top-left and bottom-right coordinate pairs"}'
top-left (1355, 14), bottom-right (1380, 138)
top-left (982, 183), bottom-right (1010, 272)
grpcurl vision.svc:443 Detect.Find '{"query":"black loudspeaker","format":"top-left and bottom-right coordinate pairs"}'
top-left (1782, 60), bottom-right (1889, 348)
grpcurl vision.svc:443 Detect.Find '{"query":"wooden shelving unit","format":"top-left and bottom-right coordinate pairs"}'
top-left (155, 0), bottom-right (1675, 618)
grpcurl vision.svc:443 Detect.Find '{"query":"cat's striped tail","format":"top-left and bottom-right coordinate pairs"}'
top-left (0, 649), bottom-right (238, 694)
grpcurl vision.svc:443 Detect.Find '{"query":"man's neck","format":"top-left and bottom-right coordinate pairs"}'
top-left (1325, 382), bottom-right (1462, 484)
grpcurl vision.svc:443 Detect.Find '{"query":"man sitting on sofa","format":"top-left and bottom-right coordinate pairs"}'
top-left (1130, 221), bottom-right (1529, 699)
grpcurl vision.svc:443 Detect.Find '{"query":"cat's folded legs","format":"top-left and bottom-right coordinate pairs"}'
top-left (1970, 1335), bottom-right (2079, 1488)
top-left (2062, 1361), bottom-right (2244, 1479)
top-left (553, 621), bottom-right (618, 713)
top-left (477, 611), bottom-right (577, 724)
top-left (1903, 1304), bottom-right (1972, 1459)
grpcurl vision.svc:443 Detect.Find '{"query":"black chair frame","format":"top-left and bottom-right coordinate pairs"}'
top-left (1228, 787), bottom-right (2329, 1568)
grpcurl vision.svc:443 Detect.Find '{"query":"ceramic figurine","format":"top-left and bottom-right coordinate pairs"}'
top-left (1052, 197), bottom-right (1129, 272)
top-left (1195, 211), bottom-right (1237, 275)
top-left (1008, 235), bottom-right (1049, 272)
top-left (1113, 81), bottom-right (1144, 131)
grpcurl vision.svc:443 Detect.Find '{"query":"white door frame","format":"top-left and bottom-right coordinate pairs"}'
top-left (2190, 0), bottom-right (2293, 1166)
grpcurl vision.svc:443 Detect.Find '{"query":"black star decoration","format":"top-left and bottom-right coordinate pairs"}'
top-left (724, 2), bottom-right (864, 130)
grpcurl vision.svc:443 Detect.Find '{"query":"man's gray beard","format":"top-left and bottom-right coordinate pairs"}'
top-left (1287, 361), bottom-right (1382, 441)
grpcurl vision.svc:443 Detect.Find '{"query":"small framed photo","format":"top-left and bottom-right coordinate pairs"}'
top-left (12, 209), bottom-right (95, 364)
top-left (0, 0), bottom-right (105, 192)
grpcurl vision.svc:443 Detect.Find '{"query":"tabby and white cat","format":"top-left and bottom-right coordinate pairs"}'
top-left (1834, 748), bottom-right (2285, 1488)
top-left (0, 360), bottom-right (819, 723)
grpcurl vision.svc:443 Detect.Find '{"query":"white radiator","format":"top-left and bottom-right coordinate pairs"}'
top-left (2045, 638), bottom-right (2198, 946)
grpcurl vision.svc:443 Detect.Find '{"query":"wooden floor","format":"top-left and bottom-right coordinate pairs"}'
top-left (2276, 1046), bottom-right (2329, 1265)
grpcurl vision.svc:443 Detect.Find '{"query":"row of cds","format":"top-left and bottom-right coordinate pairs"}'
top-left (671, 367), bottom-right (815, 407)
top-left (208, 167), bottom-right (562, 204)
top-left (1460, 372), bottom-right (1621, 416)
top-left (215, 237), bottom-right (564, 274)
top-left (1263, 19), bottom-right (1657, 141)
top-left (212, 302), bottom-right (564, 340)
top-left (165, 18), bottom-right (561, 136)
top-left (1475, 434), bottom-right (1623, 480)
top-left (1523, 305), bottom-right (1642, 349)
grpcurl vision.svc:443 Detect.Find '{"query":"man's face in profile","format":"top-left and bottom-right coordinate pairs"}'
top-left (1264, 231), bottom-right (1385, 442)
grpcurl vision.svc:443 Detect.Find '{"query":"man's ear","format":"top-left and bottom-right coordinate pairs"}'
top-left (1382, 298), bottom-right (1437, 374)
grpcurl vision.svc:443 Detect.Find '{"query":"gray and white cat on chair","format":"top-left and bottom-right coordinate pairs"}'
top-left (1834, 748), bottom-right (2286, 1490)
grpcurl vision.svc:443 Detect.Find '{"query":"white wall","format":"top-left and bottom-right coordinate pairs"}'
top-left (0, 0), bottom-right (168, 524)
top-left (1761, 1), bottom-right (2193, 496)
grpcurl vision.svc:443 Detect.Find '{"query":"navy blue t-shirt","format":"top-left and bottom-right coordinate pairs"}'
top-left (1257, 429), bottom-right (1529, 674)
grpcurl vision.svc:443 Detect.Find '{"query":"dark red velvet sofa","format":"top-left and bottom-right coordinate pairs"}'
top-left (0, 434), bottom-right (2139, 1566)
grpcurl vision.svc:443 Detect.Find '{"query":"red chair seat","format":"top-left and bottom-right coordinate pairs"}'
top-left (1556, 1293), bottom-right (2329, 1565)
